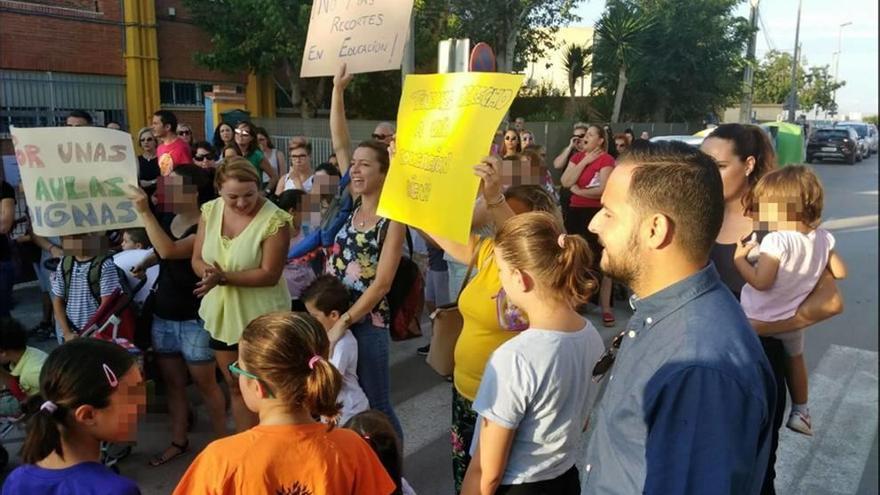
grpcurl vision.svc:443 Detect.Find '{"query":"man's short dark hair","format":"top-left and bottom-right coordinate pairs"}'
top-left (301, 275), bottom-right (351, 315)
top-left (0, 318), bottom-right (28, 351)
top-left (67, 109), bottom-right (93, 125)
top-left (153, 110), bottom-right (178, 133)
top-left (623, 141), bottom-right (724, 263)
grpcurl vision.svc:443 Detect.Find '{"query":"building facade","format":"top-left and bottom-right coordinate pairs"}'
top-left (523, 27), bottom-right (595, 97)
top-left (0, 0), bottom-right (265, 141)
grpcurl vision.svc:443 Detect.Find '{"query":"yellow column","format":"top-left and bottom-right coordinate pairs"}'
top-left (123, 0), bottom-right (160, 130)
top-left (246, 73), bottom-right (277, 118)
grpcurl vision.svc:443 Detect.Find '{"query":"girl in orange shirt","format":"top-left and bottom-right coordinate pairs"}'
top-left (173, 312), bottom-right (395, 495)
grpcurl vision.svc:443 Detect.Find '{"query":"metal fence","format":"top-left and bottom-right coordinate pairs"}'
top-left (256, 116), bottom-right (691, 163)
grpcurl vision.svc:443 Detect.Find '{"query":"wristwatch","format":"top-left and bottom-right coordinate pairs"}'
top-left (341, 312), bottom-right (352, 327)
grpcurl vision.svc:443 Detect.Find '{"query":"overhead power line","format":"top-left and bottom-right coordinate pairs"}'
top-left (758, 11), bottom-right (776, 52)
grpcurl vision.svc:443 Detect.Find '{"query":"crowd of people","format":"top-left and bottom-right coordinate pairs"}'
top-left (0, 62), bottom-right (848, 495)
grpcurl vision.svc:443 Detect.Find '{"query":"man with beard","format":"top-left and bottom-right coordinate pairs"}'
top-left (581, 142), bottom-right (775, 495)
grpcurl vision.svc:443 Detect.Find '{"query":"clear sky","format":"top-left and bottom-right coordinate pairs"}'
top-left (573, 0), bottom-right (879, 118)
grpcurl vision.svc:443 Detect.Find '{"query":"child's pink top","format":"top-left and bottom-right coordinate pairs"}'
top-left (741, 228), bottom-right (834, 322)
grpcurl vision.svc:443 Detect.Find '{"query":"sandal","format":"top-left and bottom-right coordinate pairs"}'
top-left (602, 312), bottom-right (616, 328)
top-left (149, 440), bottom-right (189, 467)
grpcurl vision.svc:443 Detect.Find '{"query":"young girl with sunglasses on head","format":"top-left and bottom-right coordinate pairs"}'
top-left (461, 212), bottom-right (604, 495)
top-left (173, 312), bottom-right (395, 495)
top-left (2, 339), bottom-right (145, 495)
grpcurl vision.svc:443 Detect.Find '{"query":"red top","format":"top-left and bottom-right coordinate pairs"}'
top-left (157, 138), bottom-right (192, 176)
top-left (569, 151), bottom-right (615, 208)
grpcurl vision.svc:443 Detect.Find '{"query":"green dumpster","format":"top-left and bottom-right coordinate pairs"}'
top-left (762, 122), bottom-right (804, 167)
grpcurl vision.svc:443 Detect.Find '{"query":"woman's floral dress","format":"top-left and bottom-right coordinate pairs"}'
top-left (325, 213), bottom-right (391, 328)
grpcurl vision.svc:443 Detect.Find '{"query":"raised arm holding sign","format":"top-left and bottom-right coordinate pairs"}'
top-left (11, 126), bottom-right (142, 236)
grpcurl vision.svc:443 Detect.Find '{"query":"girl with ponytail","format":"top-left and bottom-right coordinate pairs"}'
top-left (3, 339), bottom-right (143, 495)
top-left (460, 212), bottom-right (605, 495)
top-left (173, 312), bottom-right (395, 494)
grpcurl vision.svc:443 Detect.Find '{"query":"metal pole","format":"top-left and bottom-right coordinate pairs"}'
top-left (787, 0), bottom-right (802, 122)
top-left (831, 21), bottom-right (852, 117)
top-left (739, 0), bottom-right (760, 124)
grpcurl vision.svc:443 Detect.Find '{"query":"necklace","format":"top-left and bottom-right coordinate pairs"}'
top-left (356, 207), bottom-right (375, 229)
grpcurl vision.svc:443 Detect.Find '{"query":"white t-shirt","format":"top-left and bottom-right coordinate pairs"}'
top-left (741, 228), bottom-right (834, 322)
top-left (331, 330), bottom-right (370, 424)
top-left (472, 322), bottom-right (604, 485)
top-left (282, 174), bottom-right (314, 193)
top-left (112, 249), bottom-right (159, 306)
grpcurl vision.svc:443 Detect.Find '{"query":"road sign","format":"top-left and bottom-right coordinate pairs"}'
top-left (469, 42), bottom-right (496, 72)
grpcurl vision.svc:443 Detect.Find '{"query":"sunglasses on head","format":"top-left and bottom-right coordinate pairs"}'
top-left (235, 128), bottom-right (251, 137)
top-left (372, 133), bottom-right (389, 140)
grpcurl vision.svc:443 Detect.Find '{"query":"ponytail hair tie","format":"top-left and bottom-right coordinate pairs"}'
top-left (557, 234), bottom-right (566, 248)
top-left (308, 355), bottom-right (322, 370)
top-left (40, 401), bottom-right (58, 414)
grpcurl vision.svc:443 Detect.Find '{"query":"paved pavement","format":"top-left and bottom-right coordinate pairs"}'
top-left (2, 154), bottom-right (877, 494)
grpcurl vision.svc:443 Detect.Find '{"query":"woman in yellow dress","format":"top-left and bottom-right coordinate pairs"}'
top-left (192, 157), bottom-right (291, 431)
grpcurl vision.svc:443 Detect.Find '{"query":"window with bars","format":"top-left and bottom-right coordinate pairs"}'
top-left (160, 81), bottom-right (244, 106)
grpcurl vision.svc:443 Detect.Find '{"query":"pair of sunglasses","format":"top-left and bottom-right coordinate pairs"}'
top-left (591, 331), bottom-right (625, 383)
top-left (372, 133), bottom-right (390, 140)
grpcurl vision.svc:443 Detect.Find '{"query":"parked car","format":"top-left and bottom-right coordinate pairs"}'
top-left (837, 122), bottom-right (870, 159)
top-left (806, 127), bottom-right (859, 165)
top-left (867, 124), bottom-right (879, 154)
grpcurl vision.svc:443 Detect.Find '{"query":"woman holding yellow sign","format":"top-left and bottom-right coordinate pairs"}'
top-left (406, 149), bottom-right (562, 491)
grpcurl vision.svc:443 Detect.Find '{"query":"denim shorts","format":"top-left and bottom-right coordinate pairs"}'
top-left (151, 316), bottom-right (214, 364)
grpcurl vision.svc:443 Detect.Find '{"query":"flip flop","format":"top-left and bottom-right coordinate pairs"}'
top-left (149, 440), bottom-right (189, 467)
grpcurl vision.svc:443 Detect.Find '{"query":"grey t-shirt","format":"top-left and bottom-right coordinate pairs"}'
top-left (472, 323), bottom-right (604, 485)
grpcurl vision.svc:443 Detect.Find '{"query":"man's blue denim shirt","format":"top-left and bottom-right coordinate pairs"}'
top-left (583, 263), bottom-right (776, 495)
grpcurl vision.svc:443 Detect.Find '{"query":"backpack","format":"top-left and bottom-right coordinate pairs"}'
top-left (379, 224), bottom-right (425, 342)
top-left (61, 254), bottom-right (142, 342)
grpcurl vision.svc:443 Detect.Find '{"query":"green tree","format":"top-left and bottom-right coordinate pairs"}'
top-left (181, 0), bottom-right (323, 116)
top-left (753, 50), bottom-right (845, 115)
top-left (592, 0), bottom-right (750, 123)
top-left (445, 0), bottom-right (582, 73)
top-left (593, 1), bottom-right (654, 123)
top-left (562, 44), bottom-right (592, 116)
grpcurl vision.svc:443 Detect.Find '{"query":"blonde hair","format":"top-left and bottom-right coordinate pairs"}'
top-left (494, 211), bottom-right (596, 305)
top-left (747, 165), bottom-right (824, 228)
top-left (214, 156), bottom-right (259, 191)
top-left (240, 312), bottom-right (343, 420)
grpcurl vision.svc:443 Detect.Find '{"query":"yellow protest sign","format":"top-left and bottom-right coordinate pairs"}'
top-left (378, 72), bottom-right (523, 244)
top-left (301, 0), bottom-right (414, 77)
top-left (10, 126), bottom-right (142, 236)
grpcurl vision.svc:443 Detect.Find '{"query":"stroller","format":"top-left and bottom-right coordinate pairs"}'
top-left (41, 255), bottom-right (147, 471)
top-left (0, 381), bottom-right (29, 470)
top-left (80, 270), bottom-right (147, 471)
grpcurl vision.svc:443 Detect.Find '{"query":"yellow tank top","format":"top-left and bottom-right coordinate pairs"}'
top-left (198, 198), bottom-right (292, 344)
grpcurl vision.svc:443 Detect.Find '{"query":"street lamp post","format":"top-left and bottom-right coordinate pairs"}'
top-left (831, 21), bottom-right (852, 119)
top-left (739, 0), bottom-right (760, 124)
top-left (787, 0), bottom-right (802, 123)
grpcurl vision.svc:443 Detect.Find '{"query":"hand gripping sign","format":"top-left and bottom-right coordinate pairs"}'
top-left (301, 0), bottom-right (415, 77)
top-left (377, 72), bottom-right (524, 244)
top-left (11, 126), bottom-right (143, 236)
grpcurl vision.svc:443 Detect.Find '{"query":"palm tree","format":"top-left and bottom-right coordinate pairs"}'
top-left (595, 2), bottom-right (655, 123)
top-left (562, 44), bottom-right (592, 116)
